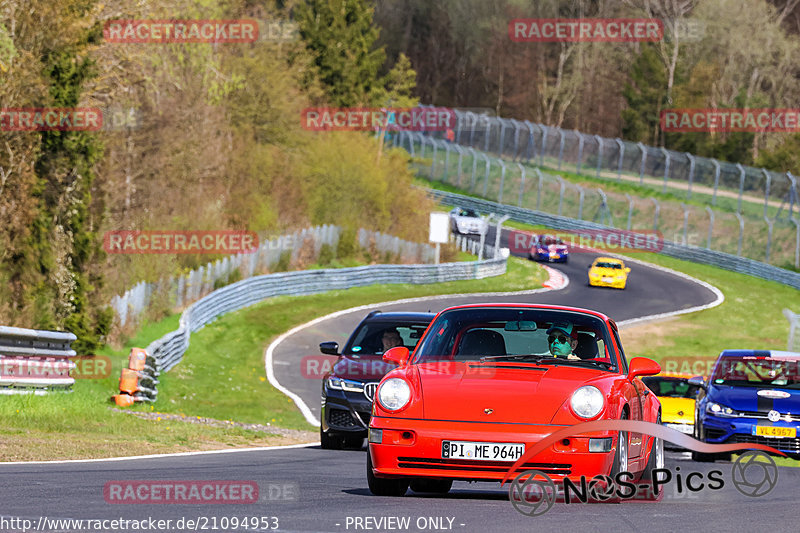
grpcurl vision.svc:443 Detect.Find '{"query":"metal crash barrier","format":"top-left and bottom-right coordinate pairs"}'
top-left (0, 326), bottom-right (77, 394)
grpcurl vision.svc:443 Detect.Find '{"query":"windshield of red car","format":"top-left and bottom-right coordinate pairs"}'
top-left (412, 307), bottom-right (616, 371)
top-left (710, 356), bottom-right (800, 388)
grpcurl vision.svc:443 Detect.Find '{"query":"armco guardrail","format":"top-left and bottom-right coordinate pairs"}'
top-left (148, 258), bottom-right (506, 372)
top-left (429, 188), bottom-right (800, 291)
top-left (0, 326), bottom-right (77, 394)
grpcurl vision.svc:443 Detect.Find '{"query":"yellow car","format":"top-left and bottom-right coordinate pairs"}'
top-left (587, 257), bottom-right (630, 289)
top-left (642, 373), bottom-right (702, 448)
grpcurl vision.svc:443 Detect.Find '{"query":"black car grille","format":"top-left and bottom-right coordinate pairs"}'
top-left (706, 428), bottom-right (727, 440)
top-left (327, 408), bottom-right (370, 429)
top-left (397, 457), bottom-right (572, 475)
top-left (728, 434), bottom-right (800, 453)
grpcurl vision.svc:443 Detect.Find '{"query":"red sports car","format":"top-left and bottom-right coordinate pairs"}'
top-left (366, 303), bottom-right (663, 497)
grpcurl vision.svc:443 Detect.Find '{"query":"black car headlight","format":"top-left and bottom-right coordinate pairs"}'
top-left (325, 377), bottom-right (364, 393)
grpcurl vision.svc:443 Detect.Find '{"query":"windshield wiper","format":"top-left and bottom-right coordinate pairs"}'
top-left (478, 354), bottom-right (548, 363)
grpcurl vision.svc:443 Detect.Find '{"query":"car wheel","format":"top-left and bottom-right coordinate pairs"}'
top-left (638, 413), bottom-right (665, 500)
top-left (320, 427), bottom-right (343, 450)
top-left (367, 451), bottom-right (409, 496)
top-left (410, 479), bottom-right (453, 494)
top-left (610, 411), bottom-right (629, 478)
top-left (691, 424), bottom-right (719, 462)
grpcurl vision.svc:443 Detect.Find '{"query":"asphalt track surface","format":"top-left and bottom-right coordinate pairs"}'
top-left (6, 227), bottom-right (789, 533)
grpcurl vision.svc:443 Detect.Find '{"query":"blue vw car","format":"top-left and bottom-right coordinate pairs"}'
top-left (691, 350), bottom-right (800, 461)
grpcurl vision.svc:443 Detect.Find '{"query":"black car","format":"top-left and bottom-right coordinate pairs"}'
top-left (319, 310), bottom-right (434, 449)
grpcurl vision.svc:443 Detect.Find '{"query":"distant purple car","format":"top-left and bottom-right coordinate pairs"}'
top-left (529, 234), bottom-right (569, 263)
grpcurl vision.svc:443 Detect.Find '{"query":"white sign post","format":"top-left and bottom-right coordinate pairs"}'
top-left (429, 212), bottom-right (450, 264)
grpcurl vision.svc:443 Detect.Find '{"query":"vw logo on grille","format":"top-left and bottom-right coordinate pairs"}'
top-left (767, 410), bottom-right (781, 422)
top-left (363, 382), bottom-right (379, 402)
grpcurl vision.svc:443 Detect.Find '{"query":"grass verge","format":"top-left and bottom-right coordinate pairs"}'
top-left (0, 255), bottom-right (546, 461)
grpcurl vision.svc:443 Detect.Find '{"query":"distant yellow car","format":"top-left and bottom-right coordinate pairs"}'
top-left (588, 257), bottom-right (630, 289)
top-left (642, 373), bottom-right (702, 448)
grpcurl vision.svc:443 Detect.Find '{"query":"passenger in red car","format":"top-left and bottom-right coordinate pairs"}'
top-left (546, 321), bottom-right (580, 360)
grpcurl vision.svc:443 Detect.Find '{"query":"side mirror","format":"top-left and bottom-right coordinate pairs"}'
top-left (687, 375), bottom-right (707, 389)
top-left (628, 357), bottom-right (661, 380)
top-left (319, 341), bottom-right (339, 356)
top-left (383, 346), bottom-right (410, 366)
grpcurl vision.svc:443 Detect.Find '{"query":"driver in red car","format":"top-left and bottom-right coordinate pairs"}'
top-left (546, 321), bottom-right (581, 360)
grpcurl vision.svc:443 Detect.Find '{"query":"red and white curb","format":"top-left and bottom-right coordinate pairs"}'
top-left (542, 265), bottom-right (569, 290)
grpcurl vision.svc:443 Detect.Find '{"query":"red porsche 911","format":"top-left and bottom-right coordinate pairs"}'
top-left (366, 304), bottom-right (663, 497)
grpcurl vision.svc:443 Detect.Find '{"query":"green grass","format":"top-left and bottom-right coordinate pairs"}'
top-left (0, 255), bottom-right (546, 459)
top-left (148, 255), bottom-right (547, 428)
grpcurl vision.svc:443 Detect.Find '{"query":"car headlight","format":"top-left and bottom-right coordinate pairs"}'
top-left (706, 402), bottom-right (737, 417)
top-left (377, 378), bottom-right (411, 411)
top-left (326, 377), bottom-right (364, 392)
top-left (570, 386), bottom-right (605, 419)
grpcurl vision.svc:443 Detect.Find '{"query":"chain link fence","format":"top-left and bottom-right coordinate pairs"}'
top-left (396, 130), bottom-right (800, 270)
top-left (111, 226), bottom-right (437, 329)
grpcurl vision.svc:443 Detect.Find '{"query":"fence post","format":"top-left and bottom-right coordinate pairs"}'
top-left (734, 212), bottom-right (745, 256)
top-left (597, 188), bottom-right (612, 226)
top-left (651, 198), bottom-right (660, 231)
top-left (498, 118), bottom-right (508, 157)
top-left (558, 129), bottom-right (566, 170)
top-left (517, 163), bottom-right (526, 206)
top-left (556, 176), bottom-right (566, 217)
top-left (764, 216), bottom-right (774, 263)
top-left (419, 132), bottom-right (426, 160)
top-left (711, 159), bottom-right (720, 206)
top-left (497, 158), bottom-right (507, 204)
top-left (540, 125), bottom-right (548, 167)
top-left (787, 172), bottom-right (797, 220)
top-left (761, 168), bottom-right (772, 219)
top-left (535, 168), bottom-right (544, 211)
top-left (705, 206), bottom-right (714, 249)
top-left (430, 138), bottom-right (438, 179)
top-left (443, 141), bottom-right (451, 183)
top-left (686, 153), bottom-right (695, 200)
top-left (467, 111), bottom-right (477, 146)
top-left (455, 145), bottom-right (464, 187)
top-left (575, 184), bottom-right (585, 220)
top-left (625, 193), bottom-right (635, 231)
top-left (661, 148), bottom-right (671, 193)
top-left (523, 121), bottom-right (536, 163)
top-left (511, 119), bottom-right (522, 160)
top-left (638, 142), bottom-right (647, 185)
top-left (792, 218), bottom-right (800, 269)
top-left (483, 116), bottom-right (492, 153)
top-left (482, 153), bottom-right (491, 197)
top-left (454, 110), bottom-right (464, 144)
top-left (469, 147), bottom-right (478, 192)
top-left (576, 131), bottom-right (586, 175)
top-left (736, 163), bottom-right (745, 214)
top-left (590, 135), bottom-right (602, 179)
top-left (615, 138), bottom-right (625, 181)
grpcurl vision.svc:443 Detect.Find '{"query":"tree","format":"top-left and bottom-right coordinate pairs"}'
top-left (295, 0), bottom-right (386, 106)
top-left (622, 44), bottom-right (668, 145)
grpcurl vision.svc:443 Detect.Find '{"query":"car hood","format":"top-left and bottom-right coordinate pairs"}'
top-left (660, 397), bottom-right (695, 424)
top-left (333, 355), bottom-right (396, 382)
top-left (708, 385), bottom-right (800, 412)
top-left (417, 361), bottom-right (607, 424)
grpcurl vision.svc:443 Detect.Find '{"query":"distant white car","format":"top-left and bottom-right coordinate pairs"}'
top-left (449, 207), bottom-right (487, 235)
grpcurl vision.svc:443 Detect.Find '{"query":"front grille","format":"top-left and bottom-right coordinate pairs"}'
top-left (327, 408), bottom-right (370, 429)
top-left (729, 434), bottom-right (800, 453)
top-left (706, 428), bottom-right (726, 440)
top-left (738, 411), bottom-right (800, 422)
top-left (397, 457), bottom-right (571, 475)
